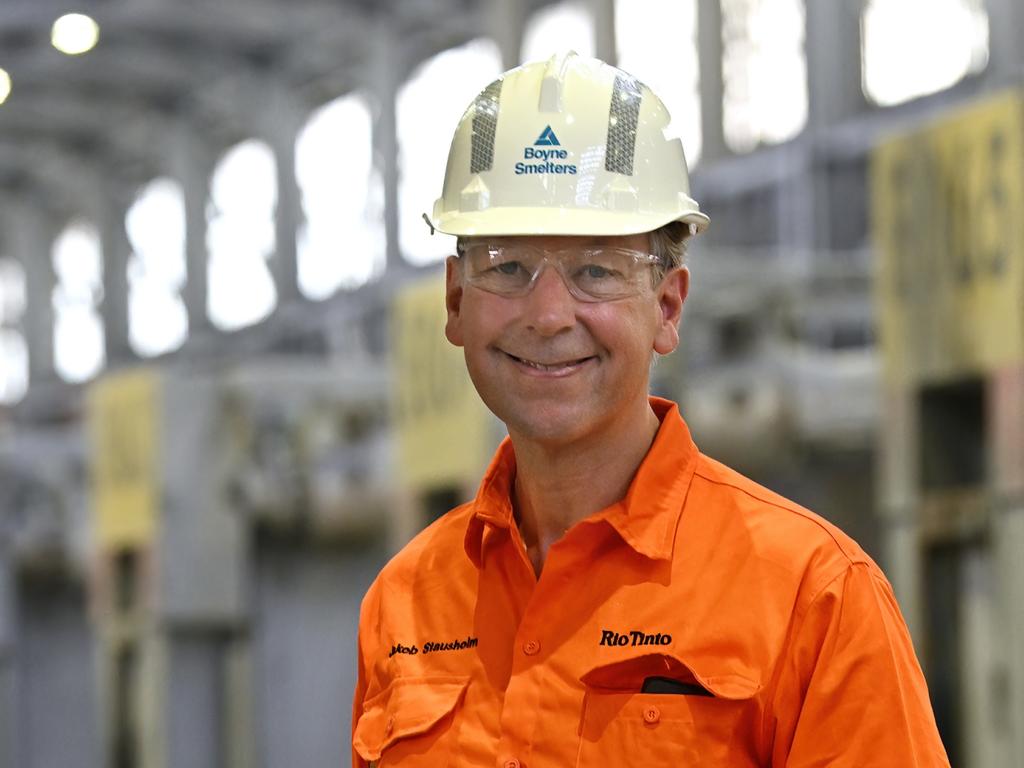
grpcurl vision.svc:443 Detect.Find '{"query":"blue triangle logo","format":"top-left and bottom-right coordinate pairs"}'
top-left (534, 125), bottom-right (561, 146)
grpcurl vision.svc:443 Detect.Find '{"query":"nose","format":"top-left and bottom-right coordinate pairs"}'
top-left (521, 260), bottom-right (577, 336)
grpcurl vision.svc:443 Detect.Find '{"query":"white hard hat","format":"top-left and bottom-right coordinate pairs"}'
top-left (430, 51), bottom-right (708, 238)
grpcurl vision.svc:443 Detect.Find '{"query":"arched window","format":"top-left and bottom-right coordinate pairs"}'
top-left (207, 140), bottom-right (278, 331)
top-left (126, 177), bottom-right (188, 356)
top-left (616, 0), bottom-right (702, 166)
top-left (862, 0), bottom-right (988, 106)
top-left (0, 257), bottom-right (27, 403)
top-left (52, 221), bottom-right (105, 382)
top-left (521, 1), bottom-right (595, 62)
top-left (296, 93), bottom-right (384, 299)
top-left (397, 39), bottom-right (502, 265)
top-left (721, 0), bottom-right (808, 153)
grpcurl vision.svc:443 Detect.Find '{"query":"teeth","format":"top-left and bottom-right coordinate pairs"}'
top-left (515, 355), bottom-right (586, 370)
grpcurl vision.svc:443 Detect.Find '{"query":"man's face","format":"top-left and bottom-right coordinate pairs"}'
top-left (444, 233), bottom-right (689, 446)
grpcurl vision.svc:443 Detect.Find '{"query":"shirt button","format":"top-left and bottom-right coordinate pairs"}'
top-left (503, 760), bottom-right (521, 768)
top-left (522, 640), bottom-right (540, 656)
top-left (643, 705), bottom-right (661, 724)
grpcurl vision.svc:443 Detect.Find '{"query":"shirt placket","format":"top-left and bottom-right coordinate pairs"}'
top-left (493, 522), bottom-right (597, 768)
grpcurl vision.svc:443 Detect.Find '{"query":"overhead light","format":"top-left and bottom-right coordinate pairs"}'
top-left (51, 13), bottom-right (100, 56)
top-left (0, 69), bottom-right (10, 105)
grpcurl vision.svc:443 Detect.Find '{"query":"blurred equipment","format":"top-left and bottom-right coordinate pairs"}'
top-left (676, 245), bottom-right (879, 452)
top-left (0, 426), bottom-right (98, 767)
top-left (872, 91), bottom-right (1024, 768)
top-left (85, 362), bottom-right (393, 768)
top-left (390, 274), bottom-right (502, 542)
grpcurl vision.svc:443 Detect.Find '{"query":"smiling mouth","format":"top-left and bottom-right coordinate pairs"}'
top-left (504, 351), bottom-right (595, 372)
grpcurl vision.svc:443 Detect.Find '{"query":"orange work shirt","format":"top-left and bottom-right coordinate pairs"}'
top-left (352, 398), bottom-right (949, 767)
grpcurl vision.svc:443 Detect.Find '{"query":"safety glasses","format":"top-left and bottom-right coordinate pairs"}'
top-left (457, 242), bottom-right (663, 302)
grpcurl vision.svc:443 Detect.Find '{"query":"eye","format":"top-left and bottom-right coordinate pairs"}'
top-left (495, 260), bottom-right (523, 275)
top-left (582, 264), bottom-right (614, 279)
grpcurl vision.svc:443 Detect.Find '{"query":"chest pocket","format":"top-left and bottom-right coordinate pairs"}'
top-left (576, 654), bottom-right (761, 767)
top-left (353, 675), bottom-right (469, 767)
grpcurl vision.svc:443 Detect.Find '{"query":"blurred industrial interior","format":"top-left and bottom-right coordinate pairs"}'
top-left (0, 0), bottom-right (1022, 766)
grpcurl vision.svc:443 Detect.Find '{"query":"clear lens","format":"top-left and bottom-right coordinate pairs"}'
top-left (464, 244), bottom-right (540, 294)
top-left (462, 243), bottom-right (660, 301)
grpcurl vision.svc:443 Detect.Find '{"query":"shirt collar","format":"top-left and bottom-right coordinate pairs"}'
top-left (463, 436), bottom-right (518, 567)
top-left (463, 397), bottom-right (699, 566)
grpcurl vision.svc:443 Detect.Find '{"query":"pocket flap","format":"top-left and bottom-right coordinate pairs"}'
top-left (353, 676), bottom-right (469, 761)
top-left (580, 652), bottom-right (760, 700)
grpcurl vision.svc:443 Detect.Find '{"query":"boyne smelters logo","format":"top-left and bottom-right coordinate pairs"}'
top-left (534, 125), bottom-right (560, 145)
top-left (515, 125), bottom-right (578, 176)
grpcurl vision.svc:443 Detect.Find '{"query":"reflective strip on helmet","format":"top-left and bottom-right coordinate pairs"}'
top-left (605, 75), bottom-right (643, 176)
top-left (470, 79), bottom-right (502, 174)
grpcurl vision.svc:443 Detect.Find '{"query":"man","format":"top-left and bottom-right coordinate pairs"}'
top-left (353, 53), bottom-right (949, 766)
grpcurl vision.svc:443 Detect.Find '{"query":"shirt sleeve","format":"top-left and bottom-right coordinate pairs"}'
top-left (351, 639), bottom-right (369, 767)
top-left (768, 561), bottom-right (950, 767)
top-left (351, 580), bottom-right (379, 768)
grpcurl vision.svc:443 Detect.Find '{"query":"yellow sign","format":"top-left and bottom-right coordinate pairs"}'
top-left (89, 368), bottom-right (161, 548)
top-left (872, 91), bottom-right (1024, 384)
top-left (392, 274), bottom-right (492, 488)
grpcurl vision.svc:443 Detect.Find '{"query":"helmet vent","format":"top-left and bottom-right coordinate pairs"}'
top-left (470, 79), bottom-right (502, 174)
top-left (605, 74), bottom-right (643, 176)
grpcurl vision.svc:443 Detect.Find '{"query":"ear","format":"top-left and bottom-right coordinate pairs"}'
top-left (444, 256), bottom-right (466, 347)
top-left (653, 266), bottom-right (689, 355)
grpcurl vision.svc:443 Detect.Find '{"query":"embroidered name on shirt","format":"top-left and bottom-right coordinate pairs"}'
top-left (388, 636), bottom-right (479, 658)
top-left (600, 629), bottom-right (673, 647)
top-left (423, 637), bottom-right (478, 654)
top-left (388, 642), bottom-right (419, 657)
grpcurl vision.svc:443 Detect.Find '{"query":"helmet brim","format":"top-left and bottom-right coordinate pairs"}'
top-left (430, 206), bottom-right (710, 238)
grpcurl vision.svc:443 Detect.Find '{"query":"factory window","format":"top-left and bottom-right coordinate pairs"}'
top-left (52, 221), bottom-right (105, 383)
top-left (521, 1), bottom-right (595, 62)
top-left (125, 178), bottom-right (188, 357)
top-left (0, 257), bottom-right (27, 403)
top-left (207, 139), bottom-right (278, 331)
top-left (721, 0), bottom-right (808, 153)
top-left (296, 93), bottom-right (384, 299)
top-left (919, 378), bottom-right (986, 491)
top-left (862, 0), bottom-right (989, 106)
top-left (398, 39), bottom-right (501, 266)
top-left (617, 0), bottom-right (702, 166)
